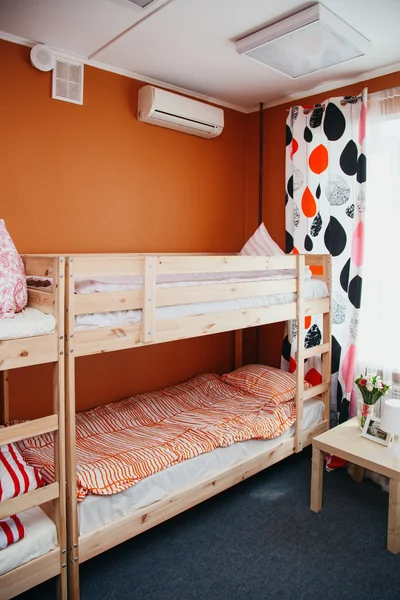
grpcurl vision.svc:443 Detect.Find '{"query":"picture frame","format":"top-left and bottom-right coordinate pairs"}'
top-left (361, 415), bottom-right (392, 446)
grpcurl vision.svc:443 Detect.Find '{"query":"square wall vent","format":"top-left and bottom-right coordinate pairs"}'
top-left (236, 4), bottom-right (371, 79)
top-left (52, 57), bottom-right (84, 105)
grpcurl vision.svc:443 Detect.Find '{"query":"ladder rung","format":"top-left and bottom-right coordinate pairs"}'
top-left (0, 483), bottom-right (59, 520)
top-left (0, 414), bottom-right (58, 446)
top-left (301, 343), bottom-right (330, 360)
top-left (303, 382), bottom-right (330, 400)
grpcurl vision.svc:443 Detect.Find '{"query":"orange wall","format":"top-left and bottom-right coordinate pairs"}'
top-left (260, 70), bottom-right (400, 368)
top-left (2, 37), bottom-right (400, 417)
top-left (0, 39), bottom-right (253, 418)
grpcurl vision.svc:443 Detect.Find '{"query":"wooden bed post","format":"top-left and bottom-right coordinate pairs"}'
top-left (0, 370), bottom-right (10, 425)
top-left (295, 255), bottom-right (306, 453)
top-left (235, 330), bottom-right (243, 369)
top-left (321, 255), bottom-right (332, 425)
top-left (143, 256), bottom-right (156, 344)
top-left (65, 257), bottom-right (80, 600)
top-left (53, 257), bottom-right (67, 599)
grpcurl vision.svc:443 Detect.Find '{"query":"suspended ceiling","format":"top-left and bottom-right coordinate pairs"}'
top-left (1, 0), bottom-right (399, 112)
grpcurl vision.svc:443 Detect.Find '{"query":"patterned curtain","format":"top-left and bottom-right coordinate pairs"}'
top-left (282, 90), bottom-right (367, 426)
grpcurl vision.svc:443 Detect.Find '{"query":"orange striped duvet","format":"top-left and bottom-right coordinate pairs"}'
top-left (17, 373), bottom-right (296, 501)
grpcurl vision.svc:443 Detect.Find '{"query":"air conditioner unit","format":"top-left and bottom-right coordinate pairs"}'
top-left (137, 86), bottom-right (224, 139)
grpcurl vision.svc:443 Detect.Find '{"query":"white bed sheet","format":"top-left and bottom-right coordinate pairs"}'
top-left (75, 277), bottom-right (328, 330)
top-left (0, 308), bottom-right (55, 341)
top-left (78, 398), bottom-right (324, 535)
top-left (0, 506), bottom-right (57, 576)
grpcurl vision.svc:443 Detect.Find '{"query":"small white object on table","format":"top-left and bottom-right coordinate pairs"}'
top-left (380, 399), bottom-right (400, 458)
top-left (310, 417), bottom-right (400, 554)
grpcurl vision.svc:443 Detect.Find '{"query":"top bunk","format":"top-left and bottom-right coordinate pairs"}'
top-left (65, 252), bottom-right (331, 358)
top-left (0, 255), bottom-right (64, 371)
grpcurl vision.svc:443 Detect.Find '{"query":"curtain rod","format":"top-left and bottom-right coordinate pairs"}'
top-left (286, 93), bottom-right (363, 112)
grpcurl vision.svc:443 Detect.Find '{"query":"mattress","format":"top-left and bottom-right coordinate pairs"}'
top-left (0, 308), bottom-right (56, 341)
top-left (75, 272), bottom-right (328, 330)
top-left (0, 506), bottom-right (57, 576)
top-left (78, 397), bottom-right (324, 535)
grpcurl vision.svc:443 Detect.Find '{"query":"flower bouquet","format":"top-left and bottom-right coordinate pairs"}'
top-left (355, 374), bottom-right (391, 429)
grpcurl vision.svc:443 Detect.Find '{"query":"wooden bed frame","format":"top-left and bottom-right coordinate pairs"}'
top-left (0, 256), bottom-right (67, 600)
top-left (64, 252), bottom-right (332, 600)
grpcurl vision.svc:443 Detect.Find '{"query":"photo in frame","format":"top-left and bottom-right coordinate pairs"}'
top-left (361, 415), bottom-right (392, 446)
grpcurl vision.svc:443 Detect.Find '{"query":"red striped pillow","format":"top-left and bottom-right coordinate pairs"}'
top-left (221, 364), bottom-right (312, 404)
top-left (0, 443), bottom-right (44, 502)
top-left (240, 223), bottom-right (285, 257)
top-left (0, 514), bottom-right (25, 549)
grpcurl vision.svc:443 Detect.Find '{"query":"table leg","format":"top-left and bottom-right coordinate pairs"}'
top-left (350, 464), bottom-right (364, 483)
top-left (388, 479), bottom-right (400, 554)
top-left (310, 446), bottom-right (323, 513)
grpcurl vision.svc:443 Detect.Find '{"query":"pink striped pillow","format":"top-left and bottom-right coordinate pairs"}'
top-left (0, 514), bottom-right (25, 549)
top-left (222, 364), bottom-right (311, 404)
top-left (240, 223), bottom-right (284, 257)
top-left (0, 219), bottom-right (28, 319)
top-left (0, 443), bottom-right (44, 502)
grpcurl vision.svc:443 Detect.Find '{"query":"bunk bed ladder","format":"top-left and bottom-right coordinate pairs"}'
top-left (0, 257), bottom-right (67, 600)
top-left (295, 255), bottom-right (306, 453)
top-left (321, 255), bottom-right (332, 424)
top-left (295, 254), bottom-right (332, 452)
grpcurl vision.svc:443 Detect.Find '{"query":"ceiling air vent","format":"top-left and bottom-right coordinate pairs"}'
top-left (52, 58), bottom-right (84, 105)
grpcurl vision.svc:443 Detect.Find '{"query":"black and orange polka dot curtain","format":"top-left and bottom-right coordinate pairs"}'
top-left (282, 89), bottom-right (367, 426)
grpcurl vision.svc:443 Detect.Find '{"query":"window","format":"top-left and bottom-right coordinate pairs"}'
top-left (357, 94), bottom-right (400, 375)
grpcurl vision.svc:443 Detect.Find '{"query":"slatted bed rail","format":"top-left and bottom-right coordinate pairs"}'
top-left (0, 255), bottom-right (67, 600)
top-left (65, 253), bottom-right (330, 356)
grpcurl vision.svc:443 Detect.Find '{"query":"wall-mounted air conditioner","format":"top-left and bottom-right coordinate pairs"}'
top-left (137, 86), bottom-right (224, 139)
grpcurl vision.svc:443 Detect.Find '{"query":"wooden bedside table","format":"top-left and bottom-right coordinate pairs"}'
top-left (311, 417), bottom-right (400, 554)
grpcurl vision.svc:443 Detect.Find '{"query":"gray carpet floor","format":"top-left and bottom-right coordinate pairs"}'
top-left (17, 450), bottom-right (400, 600)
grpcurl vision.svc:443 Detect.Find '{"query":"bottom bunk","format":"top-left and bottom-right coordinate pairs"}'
top-left (78, 396), bottom-right (324, 539)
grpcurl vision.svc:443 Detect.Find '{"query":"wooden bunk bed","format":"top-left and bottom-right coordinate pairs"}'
top-left (0, 256), bottom-right (67, 600)
top-left (64, 252), bottom-right (332, 600)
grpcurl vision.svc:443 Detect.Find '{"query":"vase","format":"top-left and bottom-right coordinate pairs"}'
top-left (357, 396), bottom-right (376, 430)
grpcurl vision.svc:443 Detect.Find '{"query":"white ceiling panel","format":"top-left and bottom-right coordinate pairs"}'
top-left (0, 0), bottom-right (170, 57)
top-left (1, 0), bottom-right (400, 109)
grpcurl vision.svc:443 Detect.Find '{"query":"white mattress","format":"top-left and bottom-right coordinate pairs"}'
top-left (0, 308), bottom-right (56, 341)
top-left (75, 273), bottom-right (328, 330)
top-left (78, 398), bottom-right (324, 535)
top-left (0, 506), bottom-right (57, 576)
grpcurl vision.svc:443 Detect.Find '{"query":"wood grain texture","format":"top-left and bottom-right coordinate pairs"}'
top-left (295, 254), bottom-right (305, 453)
top-left (388, 479), bottom-right (400, 554)
top-left (310, 445), bottom-right (323, 512)
top-left (0, 483), bottom-right (59, 520)
top-left (0, 548), bottom-right (61, 600)
top-left (313, 418), bottom-right (400, 480)
top-left (65, 258), bottom-right (80, 600)
top-left (0, 414), bottom-right (58, 446)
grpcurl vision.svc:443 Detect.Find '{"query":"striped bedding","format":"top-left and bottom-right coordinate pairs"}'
top-left (16, 373), bottom-right (297, 502)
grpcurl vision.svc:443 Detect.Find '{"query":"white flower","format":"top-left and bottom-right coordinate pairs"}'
top-left (367, 384), bottom-right (373, 392)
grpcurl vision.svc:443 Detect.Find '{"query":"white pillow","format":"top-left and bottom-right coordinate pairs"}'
top-left (240, 223), bottom-right (285, 257)
top-left (240, 223), bottom-right (312, 279)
